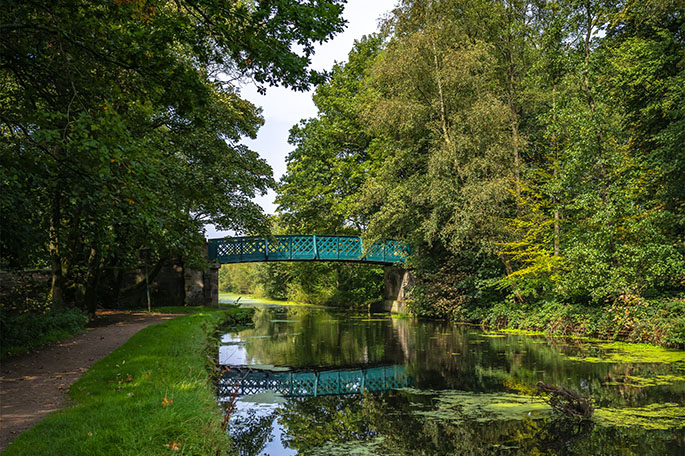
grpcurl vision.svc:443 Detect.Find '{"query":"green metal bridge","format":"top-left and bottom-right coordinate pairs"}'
top-left (218, 365), bottom-right (412, 398)
top-left (208, 235), bottom-right (409, 265)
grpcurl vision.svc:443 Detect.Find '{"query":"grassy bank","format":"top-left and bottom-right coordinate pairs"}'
top-left (219, 292), bottom-right (313, 307)
top-left (3, 306), bottom-right (254, 456)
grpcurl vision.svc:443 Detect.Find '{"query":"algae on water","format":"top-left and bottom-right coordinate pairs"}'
top-left (604, 374), bottom-right (685, 388)
top-left (400, 387), bottom-right (685, 432)
top-left (401, 389), bottom-right (551, 423)
top-left (594, 403), bottom-right (685, 430)
top-left (565, 341), bottom-right (685, 365)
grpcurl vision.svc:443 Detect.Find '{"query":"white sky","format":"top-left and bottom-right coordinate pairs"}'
top-left (206, 0), bottom-right (396, 238)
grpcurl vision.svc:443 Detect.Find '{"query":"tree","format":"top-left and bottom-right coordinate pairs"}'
top-left (0, 0), bottom-right (346, 311)
top-left (271, 37), bottom-right (385, 306)
top-left (277, 35), bottom-right (383, 233)
top-left (274, 0), bottom-right (684, 317)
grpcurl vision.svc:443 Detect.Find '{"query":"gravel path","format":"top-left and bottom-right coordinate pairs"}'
top-left (0, 310), bottom-right (181, 452)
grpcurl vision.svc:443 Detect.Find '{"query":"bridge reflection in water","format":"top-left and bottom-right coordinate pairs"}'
top-left (218, 365), bottom-right (412, 398)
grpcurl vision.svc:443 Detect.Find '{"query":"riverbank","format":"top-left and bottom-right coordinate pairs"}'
top-left (476, 297), bottom-right (685, 349)
top-left (2, 306), bottom-right (254, 455)
top-left (222, 289), bottom-right (685, 349)
top-left (219, 292), bottom-right (321, 307)
top-left (0, 310), bottom-right (182, 452)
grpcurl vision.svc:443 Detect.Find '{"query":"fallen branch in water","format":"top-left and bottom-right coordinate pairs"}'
top-left (537, 381), bottom-right (594, 419)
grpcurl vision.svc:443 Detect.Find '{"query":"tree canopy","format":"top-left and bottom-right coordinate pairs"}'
top-left (269, 0), bottom-right (684, 318)
top-left (1, 0), bottom-right (346, 310)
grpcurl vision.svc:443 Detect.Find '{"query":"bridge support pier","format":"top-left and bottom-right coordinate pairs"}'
top-left (182, 243), bottom-right (219, 307)
top-left (183, 263), bottom-right (219, 307)
top-left (381, 266), bottom-right (414, 313)
top-left (205, 263), bottom-right (220, 307)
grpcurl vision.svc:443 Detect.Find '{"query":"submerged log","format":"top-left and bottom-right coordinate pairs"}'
top-left (537, 381), bottom-right (594, 419)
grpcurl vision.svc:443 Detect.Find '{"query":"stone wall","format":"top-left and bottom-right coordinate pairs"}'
top-left (0, 269), bottom-right (51, 310)
top-left (1, 251), bottom-right (217, 309)
top-left (181, 262), bottom-right (219, 307)
top-left (380, 266), bottom-right (415, 313)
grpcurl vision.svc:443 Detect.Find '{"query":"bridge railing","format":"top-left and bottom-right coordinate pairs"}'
top-left (208, 235), bottom-right (409, 265)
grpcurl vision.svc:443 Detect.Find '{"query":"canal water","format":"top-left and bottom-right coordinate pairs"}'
top-left (218, 303), bottom-right (685, 455)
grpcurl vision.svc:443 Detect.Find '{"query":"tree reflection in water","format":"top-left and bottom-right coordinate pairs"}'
top-left (228, 406), bottom-right (278, 456)
top-left (227, 390), bottom-right (683, 455)
top-left (221, 306), bottom-right (685, 455)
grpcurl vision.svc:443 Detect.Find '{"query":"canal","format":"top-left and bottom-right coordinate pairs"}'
top-left (218, 301), bottom-right (685, 455)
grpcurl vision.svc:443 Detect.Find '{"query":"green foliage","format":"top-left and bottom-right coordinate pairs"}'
top-left (0, 306), bottom-right (88, 359)
top-left (408, 246), bottom-right (505, 319)
top-left (3, 308), bottom-right (254, 455)
top-left (272, 0), bottom-right (684, 334)
top-left (482, 295), bottom-right (685, 347)
top-left (219, 264), bottom-right (263, 295)
top-left (277, 36), bottom-right (384, 233)
top-left (1, 0), bottom-right (346, 311)
top-left (497, 186), bottom-right (564, 301)
top-left (220, 260), bottom-right (383, 308)
top-left (282, 262), bottom-right (383, 308)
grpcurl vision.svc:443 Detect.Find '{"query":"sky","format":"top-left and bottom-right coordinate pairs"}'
top-left (205, 0), bottom-right (397, 239)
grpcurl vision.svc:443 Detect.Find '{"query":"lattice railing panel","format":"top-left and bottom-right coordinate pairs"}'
top-left (242, 239), bottom-right (266, 260)
top-left (365, 242), bottom-right (386, 262)
top-left (385, 240), bottom-right (410, 262)
top-left (291, 236), bottom-right (315, 260)
top-left (339, 237), bottom-right (362, 259)
top-left (267, 238), bottom-right (289, 260)
top-left (317, 236), bottom-right (339, 259)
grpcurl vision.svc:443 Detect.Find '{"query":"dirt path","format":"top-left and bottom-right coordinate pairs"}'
top-left (0, 310), bottom-right (181, 452)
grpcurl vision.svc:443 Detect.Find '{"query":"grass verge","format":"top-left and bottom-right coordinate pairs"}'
top-left (218, 292), bottom-right (312, 307)
top-left (3, 306), bottom-right (254, 456)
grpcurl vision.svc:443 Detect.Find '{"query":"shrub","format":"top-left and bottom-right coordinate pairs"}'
top-left (0, 306), bottom-right (88, 358)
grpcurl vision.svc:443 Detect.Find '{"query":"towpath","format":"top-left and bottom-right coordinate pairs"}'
top-left (0, 310), bottom-right (181, 452)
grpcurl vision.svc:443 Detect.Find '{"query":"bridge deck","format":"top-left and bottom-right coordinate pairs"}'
top-left (208, 235), bottom-right (408, 265)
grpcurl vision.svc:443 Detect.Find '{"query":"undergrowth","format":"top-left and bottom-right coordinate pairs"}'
top-left (0, 306), bottom-right (88, 359)
top-left (479, 296), bottom-right (685, 348)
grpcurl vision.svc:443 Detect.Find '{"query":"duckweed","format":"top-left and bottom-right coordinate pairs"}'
top-left (594, 403), bottom-right (685, 430)
top-left (403, 389), bottom-right (551, 423)
top-left (566, 341), bottom-right (685, 365)
top-left (605, 374), bottom-right (685, 388)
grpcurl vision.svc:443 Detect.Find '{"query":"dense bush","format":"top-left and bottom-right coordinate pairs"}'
top-left (480, 296), bottom-right (685, 348)
top-left (1, 306), bottom-right (88, 357)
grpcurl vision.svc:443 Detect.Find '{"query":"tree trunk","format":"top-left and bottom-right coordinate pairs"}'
top-left (83, 246), bottom-right (102, 314)
top-left (505, 28), bottom-right (522, 218)
top-left (552, 86), bottom-right (561, 257)
top-left (49, 191), bottom-right (64, 305)
top-left (511, 117), bottom-right (522, 218)
top-left (431, 39), bottom-right (451, 146)
top-left (583, 1), bottom-right (607, 204)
